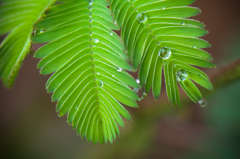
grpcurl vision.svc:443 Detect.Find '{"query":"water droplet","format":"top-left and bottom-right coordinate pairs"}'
top-left (136, 79), bottom-right (140, 84)
top-left (89, 19), bottom-right (93, 23)
top-left (173, 64), bottom-right (177, 68)
top-left (193, 45), bottom-right (197, 49)
top-left (97, 72), bottom-right (100, 75)
top-left (88, 6), bottom-right (93, 11)
top-left (114, 21), bottom-right (117, 25)
top-left (110, 32), bottom-right (113, 36)
top-left (90, 33), bottom-right (92, 36)
top-left (133, 87), bottom-right (140, 93)
top-left (158, 47), bottom-right (172, 60)
top-left (198, 98), bottom-right (207, 108)
top-left (162, 7), bottom-right (165, 10)
top-left (89, 15), bottom-right (92, 18)
top-left (176, 69), bottom-right (188, 81)
top-left (198, 73), bottom-right (202, 76)
top-left (136, 9), bottom-right (138, 12)
top-left (98, 81), bottom-right (104, 87)
top-left (142, 92), bottom-right (147, 97)
top-left (94, 38), bottom-right (99, 43)
top-left (117, 67), bottom-right (122, 72)
top-left (88, 0), bottom-right (93, 5)
top-left (181, 22), bottom-right (185, 25)
top-left (112, 75), bottom-right (115, 78)
top-left (137, 12), bottom-right (148, 23)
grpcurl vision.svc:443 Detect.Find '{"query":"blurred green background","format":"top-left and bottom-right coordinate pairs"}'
top-left (1, 0), bottom-right (240, 159)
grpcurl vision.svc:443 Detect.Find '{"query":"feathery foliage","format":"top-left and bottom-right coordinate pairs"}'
top-left (0, 0), bottom-right (215, 144)
top-left (0, 0), bottom-right (54, 88)
top-left (32, 0), bottom-right (140, 144)
top-left (109, 0), bottom-right (215, 107)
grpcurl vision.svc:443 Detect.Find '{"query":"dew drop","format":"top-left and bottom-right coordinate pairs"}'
top-left (158, 47), bottom-right (172, 60)
top-left (142, 92), bottom-right (147, 97)
top-left (133, 87), bottom-right (140, 93)
top-left (193, 45), bottom-right (197, 49)
top-left (162, 7), bottom-right (165, 10)
top-left (198, 98), bottom-right (207, 108)
top-left (112, 75), bottom-right (115, 78)
top-left (137, 12), bottom-right (148, 23)
top-left (97, 72), bottom-right (100, 75)
top-left (136, 79), bottom-right (140, 84)
top-left (88, 6), bottom-right (93, 11)
top-left (117, 67), bottom-right (122, 72)
top-left (110, 32), bottom-right (113, 36)
top-left (176, 69), bottom-right (188, 81)
top-left (181, 22), bottom-right (185, 25)
top-left (94, 38), bottom-right (99, 43)
top-left (98, 81), bottom-right (104, 87)
top-left (88, 0), bottom-right (93, 5)
top-left (89, 19), bottom-right (93, 23)
top-left (114, 21), bottom-right (117, 25)
top-left (89, 15), bottom-right (92, 18)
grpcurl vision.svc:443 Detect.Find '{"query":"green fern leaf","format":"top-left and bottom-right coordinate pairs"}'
top-left (0, 0), bottom-right (54, 88)
top-left (110, 0), bottom-right (215, 107)
top-left (32, 0), bottom-right (140, 144)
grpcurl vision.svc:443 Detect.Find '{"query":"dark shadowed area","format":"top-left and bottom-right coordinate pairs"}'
top-left (1, 0), bottom-right (240, 159)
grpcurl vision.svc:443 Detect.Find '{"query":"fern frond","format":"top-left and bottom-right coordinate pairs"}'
top-left (0, 0), bottom-right (54, 88)
top-left (110, 0), bottom-right (215, 107)
top-left (32, 0), bottom-right (140, 144)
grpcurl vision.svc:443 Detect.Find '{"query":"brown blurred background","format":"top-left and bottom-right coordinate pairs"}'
top-left (1, 0), bottom-right (240, 159)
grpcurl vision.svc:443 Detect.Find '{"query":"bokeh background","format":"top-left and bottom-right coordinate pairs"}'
top-left (1, 0), bottom-right (240, 158)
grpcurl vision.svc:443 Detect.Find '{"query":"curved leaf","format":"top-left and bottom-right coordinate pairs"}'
top-left (32, 0), bottom-right (139, 144)
top-left (110, 0), bottom-right (215, 106)
top-left (0, 0), bottom-right (54, 88)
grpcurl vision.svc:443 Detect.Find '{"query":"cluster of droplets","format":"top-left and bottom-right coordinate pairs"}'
top-left (139, 92), bottom-right (147, 101)
top-left (158, 47), bottom-right (172, 60)
top-left (88, 0), bottom-right (93, 23)
top-left (137, 12), bottom-right (148, 23)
